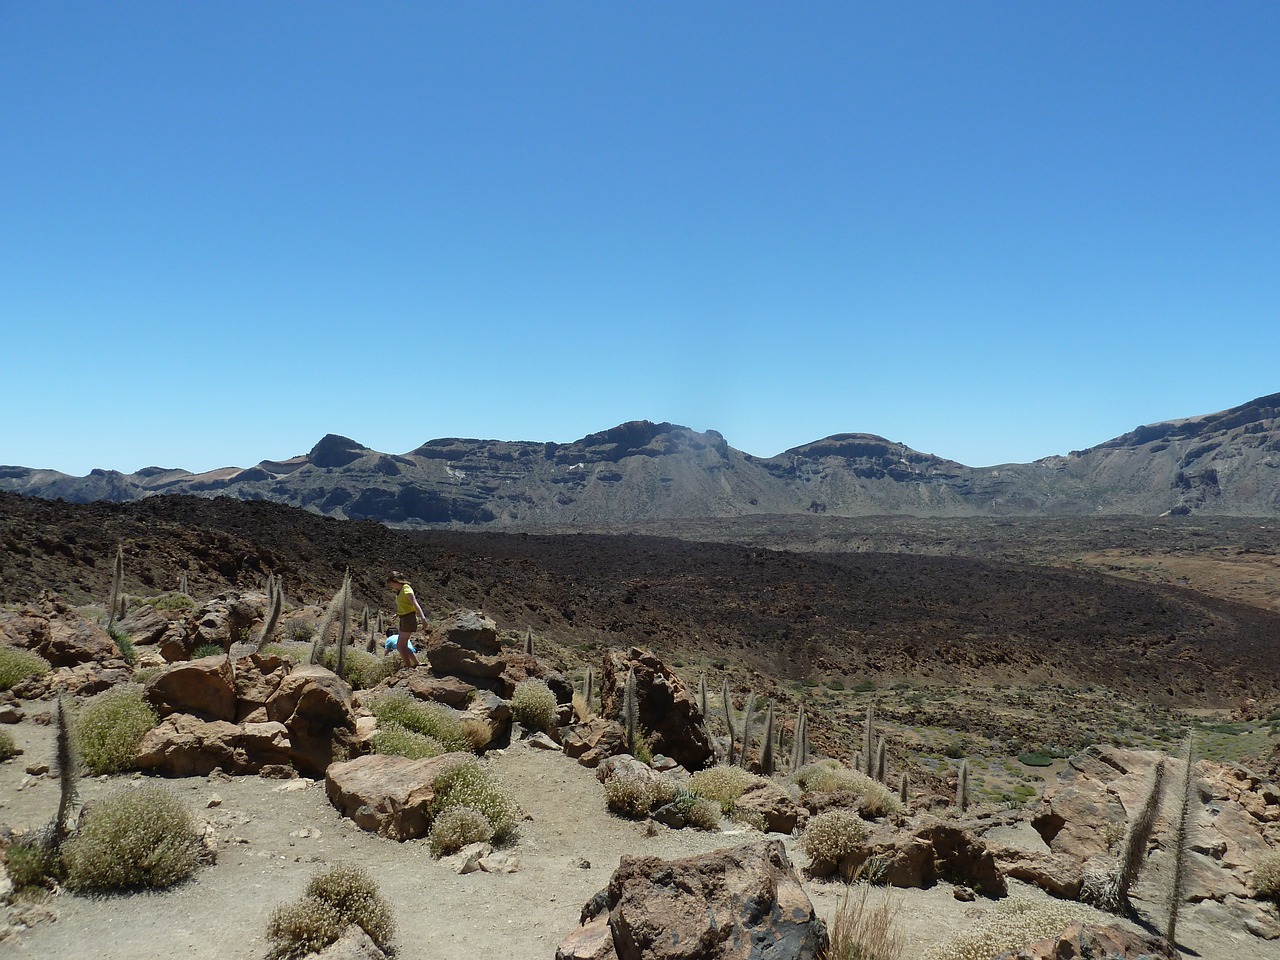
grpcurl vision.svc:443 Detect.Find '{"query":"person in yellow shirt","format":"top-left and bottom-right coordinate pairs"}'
top-left (387, 570), bottom-right (427, 668)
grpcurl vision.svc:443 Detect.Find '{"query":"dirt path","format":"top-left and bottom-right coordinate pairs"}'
top-left (0, 716), bottom-right (1272, 960)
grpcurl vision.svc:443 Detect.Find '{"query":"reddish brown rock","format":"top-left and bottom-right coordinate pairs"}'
top-left (232, 652), bottom-right (291, 722)
top-left (735, 780), bottom-right (802, 835)
top-left (562, 719), bottom-right (628, 768)
top-left (325, 752), bottom-right (471, 840)
top-left (266, 664), bottom-right (356, 776)
top-left (994, 921), bottom-right (1177, 959)
top-left (0, 596), bottom-right (120, 666)
top-left (144, 655), bottom-right (237, 722)
top-left (827, 815), bottom-right (1007, 897)
top-left (561, 839), bottom-right (827, 960)
top-left (600, 647), bottom-right (714, 773)
top-left (135, 714), bottom-right (292, 776)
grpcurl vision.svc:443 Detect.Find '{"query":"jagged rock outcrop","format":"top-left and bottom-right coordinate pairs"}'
top-left (557, 840), bottom-right (827, 960)
top-left (600, 647), bottom-right (714, 772)
top-left (325, 752), bottom-right (471, 840)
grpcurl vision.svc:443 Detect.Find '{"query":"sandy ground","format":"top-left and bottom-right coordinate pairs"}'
top-left (0, 716), bottom-right (1273, 960)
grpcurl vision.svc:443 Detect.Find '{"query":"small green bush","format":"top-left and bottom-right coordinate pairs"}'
top-left (4, 829), bottom-right (61, 890)
top-left (191, 642), bottom-right (225, 659)
top-left (62, 784), bottom-right (203, 892)
top-left (793, 760), bottom-right (903, 817)
top-left (511, 678), bottom-right (558, 733)
top-left (0, 728), bottom-right (19, 760)
top-left (149, 592), bottom-right (194, 611)
top-left (685, 796), bottom-right (723, 831)
top-left (321, 647), bottom-right (397, 690)
top-left (603, 774), bottom-right (676, 820)
top-left (371, 721), bottom-right (447, 760)
top-left (75, 685), bottom-right (158, 774)
top-left (0, 646), bottom-right (50, 691)
top-left (428, 807), bottom-right (495, 857)
top-left (430, 758), bottom-right (521, 844)
top-left (108, 626), bottom-right (136, 665)
top-left (1252, 851), bottom-right (1280, 899)
top-left (370, 692), bottom-right (474, 753)
top-left (1017, 752), bottom-right (1054, 767)
top-left (802, 809), bottom-right (869, 869)
top-left (687, 764), bottom-right (763, 815)
top-left (267, 863), bottom-right (396, 960)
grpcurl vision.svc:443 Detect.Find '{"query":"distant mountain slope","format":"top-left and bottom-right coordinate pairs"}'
top-left (2, 394), bottom-right (1278, 524)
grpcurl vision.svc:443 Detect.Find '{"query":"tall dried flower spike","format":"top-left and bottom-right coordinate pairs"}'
top-left (738, 691), bottom-right (756, 768)
top-left (1165, 736), bottom-right (1196, 949)
top-left (875, 736), bottom-right (887, 784)
top-left (957, 759), bottom-right (970, 812)
top-left (255, 579), bottom-right (284, 652)
top-left (335, 572), bottom-right (352, 678)
top-left (721, 678), bottom-right (736, 763)
top-left (698, 673), bottom-right (709, 720)
top-left (106, 544), bottom-right (124, 631)
top-left (759, 699), bottom-right (777, 775)
top-left (53, 696), bottom-right (77, 851)
top-left (623, 668), bottom-right (639, 756)
top-left (863, 704), bottom-right (876, 777)
top-left (523, 627), bottom-right (533, 656)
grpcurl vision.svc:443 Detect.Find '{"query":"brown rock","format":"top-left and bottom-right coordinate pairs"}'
top-left (115, 603), bottom-right (172, 646)
top-left (266, 664), bottom-right (356, 776)
top-left (135, 715), bottom-right (293, 776)
top-left (556, 916), bottom-right (618, 960)
top-left (144, 655), bottom-right (237, 722)
top-left (325, 752), bottom-right (471, 840)
top-left (0, 596), bottom-right (119, 666)
top-left (735, 780), bottom-right (802, 835)
top-left (597, 839), bottom-right (827, 960)
top-left (994, 921), bottom-right (1177, 959)
top-left (435, 609), bottom-right (502, 655)
top-left (232, 653), bottom-right (291, 722)
top-left (563, 719), bottom-right (628, 768)
top-left (837, 815), bottom-right (1007, 896)
top-left (600, 647), bottom-right (714, 773)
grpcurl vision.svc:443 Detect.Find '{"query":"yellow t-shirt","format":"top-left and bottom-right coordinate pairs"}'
top-left (395, 583), bottom-right (416, 616)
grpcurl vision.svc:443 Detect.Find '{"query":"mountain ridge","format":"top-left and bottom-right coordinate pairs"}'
top-left (3, 392), bottom-right (1278, 524)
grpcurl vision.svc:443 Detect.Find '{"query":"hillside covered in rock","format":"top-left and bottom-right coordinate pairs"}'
top-left (2, 393), bottom-right (1278, 525)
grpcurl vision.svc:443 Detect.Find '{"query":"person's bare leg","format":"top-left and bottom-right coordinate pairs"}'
top-left (397, 630), bottom-right (419, 668)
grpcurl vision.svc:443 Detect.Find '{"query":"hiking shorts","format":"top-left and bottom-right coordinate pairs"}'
top-left (398, 613), bottom-right (418, 636)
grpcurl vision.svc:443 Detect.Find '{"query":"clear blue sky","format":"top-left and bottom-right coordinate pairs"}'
top-left (3, 2), bottom-right (1277, 475)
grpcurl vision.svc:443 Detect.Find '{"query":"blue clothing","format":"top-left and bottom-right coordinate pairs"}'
top-left (384, 634), bottom-right (417, 654)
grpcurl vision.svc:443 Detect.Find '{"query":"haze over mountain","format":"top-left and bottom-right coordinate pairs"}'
top-left (3, 392), bottom-right (1278, 526)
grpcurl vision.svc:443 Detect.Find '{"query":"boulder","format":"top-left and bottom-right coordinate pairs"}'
top-left (266, 664), bottom-right (357, 776)
top-left (0, 596), bottom-right (120, 666)
top-left (374, 672), bottom-right (477, 708)
top-left (115, 603), bottom-right (173, 646)
top-left (559, 839), bottom-right (827, 960)
top-left (135, 715), bottom-right (293, 776)
top-left (325, 752), bottom-right (472, 840)
top-left (144, 655), bottom-right (237, 722)
top-left (735, 780), bottom-right (802, 835)
top-left (232, 653), bottom-right (292, 722)
top-left (563, 719), bottom-right (628, 768)
top-left (435, 609), bottom-right (502, 655)
top-left (827, 815), bottom-right (1007, 896)
top-left (187, 592), bottom-right (262, 653)
top-left (600, 647), bottom-right (714, 772)
top-left (312, 925), bottom-right (389, 960)
top-left (463, 689), bottom-right (512, 750)
top-left (994, 921), bottom-right (1177, 959)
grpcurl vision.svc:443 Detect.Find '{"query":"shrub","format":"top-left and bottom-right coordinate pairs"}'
top-left (802, 809), bottom-right (869, 869)
top-left (825, 883), bottom-right (905, 960)
top-left (191, 642), bottom-right (225, 659)
top-left (429, 757), bottom-right (521, 844)
top-left (371, 721), bottom-right (447, 760)
top-left (687, 764), bottom-right (762, 814)
top-left (924, 898), bottom-right (1095, 960)
top-left (0, 646), bottom-right (50, 691)
top-left (603, 774), bottom-right (676, 820)
top-left (267, 863), bottom-right (395, 960)
top-left (369, 692), bottom-right (474, 753)
top-left (1252, 851), bottom-right (1280, 899)
top-left (0, 728), bottom-right (19, 760)
top-left (74, 685), bottom-right (158, 774)
top-left (1017, 752), bottom-right (1054, 767)
top-left (149, 592), bottom-right (194, 611)
top-left (685, 796), bottom-right (722, 831)
top-left (793, 760), bottom-right (902, 818)
top-left (321, 647), bottom-right (396, 690)
top-left (428, 807), bottom-right (495, 857)
top-left (4, 828), bottom-right (61, 890)
top-left (511, 678), bottom-right (558, 733)
top-left (62, 784), bottom-right (203, 892)
top-left (107, 626), bottom-right (136, 665)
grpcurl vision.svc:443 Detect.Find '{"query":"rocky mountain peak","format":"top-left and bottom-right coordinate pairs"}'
top-left (307, 434), bottom-right (372, 469)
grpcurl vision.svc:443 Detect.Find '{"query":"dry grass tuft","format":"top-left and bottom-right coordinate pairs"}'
top-left (823, 884), bottom-right (905, 960)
